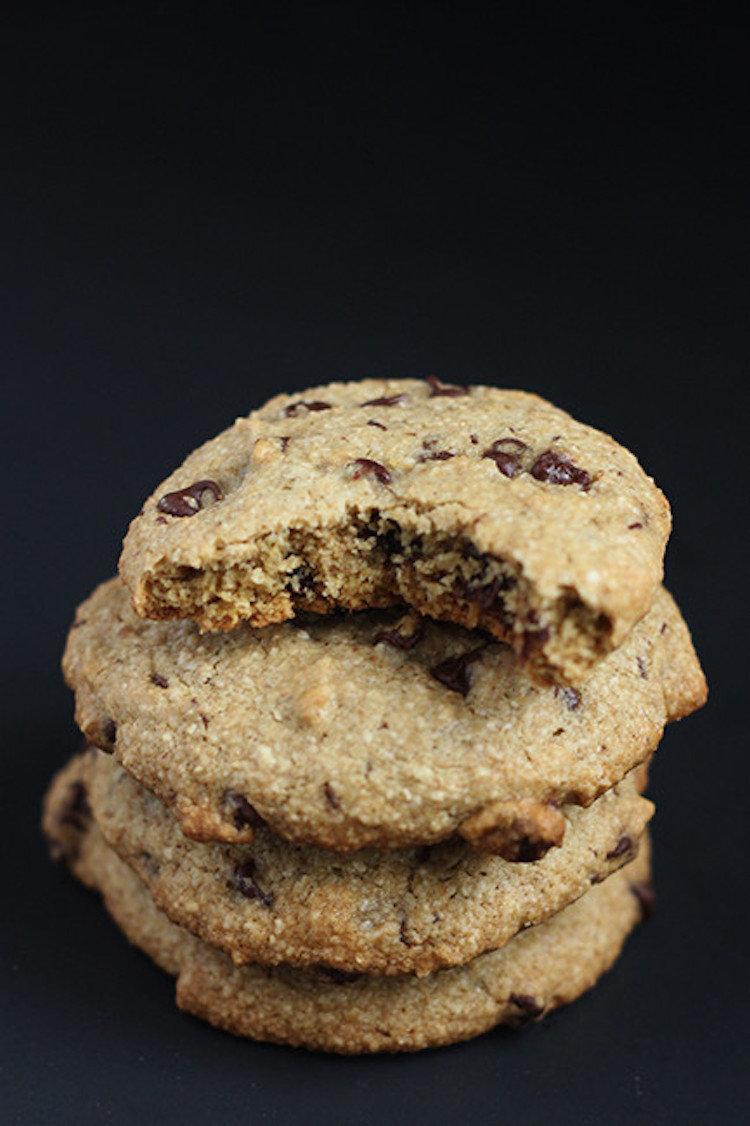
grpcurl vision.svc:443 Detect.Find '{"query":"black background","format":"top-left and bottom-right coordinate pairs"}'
top-left (2, 4), bottom-right (747, 1123)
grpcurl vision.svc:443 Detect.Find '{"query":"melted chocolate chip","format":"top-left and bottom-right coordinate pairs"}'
top-left (350, 458), bottom-right (392, 485)
top-left (309, 965), bottom-right (363, 985)
top-left (630, 880), bottom-right (655, 920)
top-left (221, 790), bottom-right (265, 831)
top-left (283, 400), bottom-right (332, 416)
top-left (530, 450), bottom-right (591, 488)
top-left (59, 781), bottom-right (91, 831)
top-left (520, 627), bottom-right (551, 661)
top-left (430, 647), bottom-right (485, 696)
top-left (367, 419), bottom-right (387, 430)
top-left (462, 574), bottom-right (513, 611)
top-left (103, 719), bottom-right (117, 747)
top-left (233, 860), bottom-right (273, 907)
top-left (426, 375), bottom-right (469, 397)
top-left (323, 782), bottom-right (341, 810)
top-left (150, 673), bottom-right (169, 688)
top-left (607, 835), bottom-right (634, 860)
top-left (483, 437), bottom-right (528, 479)
top-left (513, 837), bottom-right (551, 863)
top-left (157, 479), bottom-right (223, 517)
top-left (360, 394), bottom-right (406, 407)
top-left (374, 618), bottom-right (426, 650)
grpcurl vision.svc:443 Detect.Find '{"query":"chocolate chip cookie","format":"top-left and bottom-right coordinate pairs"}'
top-left (63, 577), bottom-right (705, 852)
top-left (42, 770), bottom-right (652, 1054)
top-left (119, 379), bottom-right (671, 685)
top-left (53, 748), bottom-right (653, 976)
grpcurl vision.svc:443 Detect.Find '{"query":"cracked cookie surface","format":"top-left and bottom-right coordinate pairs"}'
top-left (55, 749), bottom-right (652, 976)
top-left (42, 775), bottom-right (651, 1054)
top-left (119, 379), bottom-right (671, 685)
top-left (63, 578), bottom-right (705, 852)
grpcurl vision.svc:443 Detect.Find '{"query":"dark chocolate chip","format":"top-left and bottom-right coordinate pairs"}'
top-left (483, 437), bottom-right (528, 479)
top-left (399, 918), bottom-right (413, 946)
top-left (309, 965), bottom-right (363, 985)
top-left (59, 781), bottom-right (91, 831)
top-left (103, 719), bottom-right (117, 747)
top-left (426, 374), bottom-right (469, 397)
top-left (562, 687), bottom-right (581, 711)
top-left (156, 515), bottom-right (168, 525)
top-left (279, 435), bottom-right (291, 451)
top-left (430, 647), bottom-right (485, 696)
top-left (360, 394), bottom-right (406, 407)
top-left (350, 458), bottom-right (392, 485)
top-left (509, 993), bottom-right (544, 1018)
top-left (520, 627), bottom-right (551, 661)
top-left (374, 619), bottom-right (426, 650)
top-left (462, 573), bottom-right (514, 612)
top-left (222, 790), bottom-right (265, 831)
top-left (628, 522), bottom-right (643, 530)
top-left (418, 450), bottom-right (455, 462)
top-left (150, 673), bottom-right (169, 688)
top-left (283, 400), bottom-right (332, 417)
top-left (630, 880), bottom-right (655, 920)
top-left (513, 837), bottom-right (551, 863)
top-left (157, 479), bottom-right (223, 517)
top-left (530, 450), bottom-right (591, 488)
top-left (233, 860), bottom-right (273, 907)
top-left (607, 835), bottom-right (634, 860)
top-left (323, 782), bottom-right (341, 810)
top-left (637, 656), bottom-right (648, 679)
top-left (367, 419), bottom-right (387, 430)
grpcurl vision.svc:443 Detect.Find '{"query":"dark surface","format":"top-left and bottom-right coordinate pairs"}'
top-left (1, 6), bottom-right (746, 1124)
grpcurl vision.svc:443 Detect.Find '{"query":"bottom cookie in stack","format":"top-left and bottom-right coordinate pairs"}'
top-left (43, 754), bottom-right (653, 1054)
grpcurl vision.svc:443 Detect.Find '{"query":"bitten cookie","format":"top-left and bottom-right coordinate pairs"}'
top-left (42, 776), bottom-right (652, 1054)
top-left (63, 577), bottom-right (705, 853)
top-left (53, 748), bottom-right (653, 976)
top-left (119, 379), bottom-right (671, 685)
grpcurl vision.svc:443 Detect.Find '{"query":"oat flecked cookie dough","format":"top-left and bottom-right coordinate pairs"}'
top-left (119, 379), bottom-right (672, 685)
top-left (52, 749), bottom-right (653, 976)
top-left (42, 777), bottom-right (652, 1055)
top-left (63, 578), bottom-right (704, 853)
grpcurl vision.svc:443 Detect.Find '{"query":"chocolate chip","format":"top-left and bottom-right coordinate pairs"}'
top-left (462, 574), bottom-right (513, 612)
top-left (233, 860), bottom-right (273, 907)
top-left (157, 479), bottom-right (223, 517)
top-left (520, 627), bottom-right (551, 661)
top-left (103, 719), bottom-right (117, 747)
top-left (426, 375), bottom-right (469, 397)
top-left (530, 450), bottom-right (591, 488)
top-left (430, 647), bottom-right (485, 696)
top-left (374, 619), bottom-right (426, 650)
top-left (367, 419), bottom-right (388, 430)
top-left (350, 458), bottom-right (392, 485)
top-left (150, 673), bottom-right (169, 688)
top-left (399, 918), bottom-right (413, 946)
top-left (509, 993), bottom-right (544, 1018)
top-left (637, 657), bottom-right (648, 679)
top-left (279, 436), bottom-right (291, 451)
top-left (660, 622), bottom-right (669, 634)
top-left (513, 837), bottom-right (551, 863)
top-left (360, 394), bottom-right (406, 407)
top-left (418, 450), bottom-right (455, 462)
top-left (483, 438), bottom-right (528, 479)
top-left (323, 782), bottom-right (341, 810)
top-left (156, 516), bottom-right (168, 525)
top-left (222, 790), bottom-right (265, 831)
top-left (560, 687), bottom-right (581, 711)
top-left (59, 781), bottom-right (91, 831)
top-left (309, 965), bottom-right (363, 985)
top-left (628, 522), bottom-right (643, 530)
top-left (607, 835), bottom-right (634, 860)
top-left (283, 400), bottom-right (332, 416)
top-left (630, 880), bottom-right (655, 920)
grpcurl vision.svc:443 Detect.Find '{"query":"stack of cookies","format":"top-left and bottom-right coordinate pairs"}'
top-left (44, 378), bottom-right (706, 1053)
